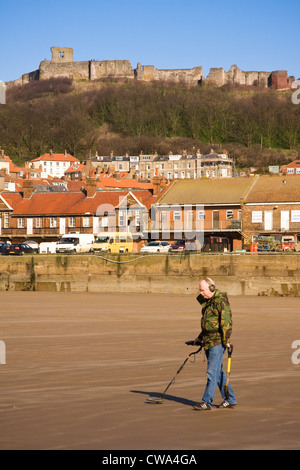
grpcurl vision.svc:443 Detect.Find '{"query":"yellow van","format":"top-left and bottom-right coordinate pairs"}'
top-left (91, 232), bottom-right (133, 254)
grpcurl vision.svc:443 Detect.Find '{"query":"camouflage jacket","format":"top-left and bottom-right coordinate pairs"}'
top-left (197, 289), bottom-right (232, 350)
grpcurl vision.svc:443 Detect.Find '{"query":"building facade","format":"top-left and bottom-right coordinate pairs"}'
top-left (30, 151), bottom-right (80, 178)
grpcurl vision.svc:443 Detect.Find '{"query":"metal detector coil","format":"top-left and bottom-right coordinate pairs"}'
top-left (146, 346), bottom-right (202, 404)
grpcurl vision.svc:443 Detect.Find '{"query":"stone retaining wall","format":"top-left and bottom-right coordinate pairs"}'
top-left (0, 253), bottom-right (299, 296)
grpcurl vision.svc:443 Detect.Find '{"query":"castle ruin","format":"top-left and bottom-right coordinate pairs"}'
top-left (7, 47), bottom-right (295, 90)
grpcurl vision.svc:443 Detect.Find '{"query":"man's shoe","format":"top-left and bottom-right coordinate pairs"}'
top-left (193, 401), bottom-right (212, 411)
top-left (218, 400), bottom-right (237, 409)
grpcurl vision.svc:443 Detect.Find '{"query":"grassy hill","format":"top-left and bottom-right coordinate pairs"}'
top-left (1, 77), bottom-right (299, 170)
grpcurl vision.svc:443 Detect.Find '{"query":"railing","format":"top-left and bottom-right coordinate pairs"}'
top-left (256, 223), bottom-right (300, 233)
top-left (149, 219), bottom-right (242, 232)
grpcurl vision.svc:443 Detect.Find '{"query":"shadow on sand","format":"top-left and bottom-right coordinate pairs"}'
top-left (130, 389), bottom-right (198, 406)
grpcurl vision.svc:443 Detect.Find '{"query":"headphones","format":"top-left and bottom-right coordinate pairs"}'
top-left (204, 277), bottom-right (216, 292)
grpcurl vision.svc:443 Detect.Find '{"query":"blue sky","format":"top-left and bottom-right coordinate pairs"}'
top-left (1, 0), bottom-right (299, 83)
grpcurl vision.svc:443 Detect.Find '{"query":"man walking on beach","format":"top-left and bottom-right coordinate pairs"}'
top-left (192, 278), bottom-right (237, 410)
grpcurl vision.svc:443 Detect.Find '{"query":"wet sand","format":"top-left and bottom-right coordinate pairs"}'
top-left (0, 291), bottom-right (299, 450)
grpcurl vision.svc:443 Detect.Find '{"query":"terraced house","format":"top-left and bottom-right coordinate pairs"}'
top-left (242, 175), bottom-right (300, 245)
top-left (1, 174), bottom-right (300, 251)
top-left (0, 178), bottom-right (156, 249)
top-left (153, 177), bottom-right (257, 251)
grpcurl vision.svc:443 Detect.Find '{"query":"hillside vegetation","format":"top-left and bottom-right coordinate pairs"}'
top-left (1, 77), bottom-right (299, 170)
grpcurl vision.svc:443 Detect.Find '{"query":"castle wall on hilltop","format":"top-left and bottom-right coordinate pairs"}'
top-left (6, 46), bottom-right (294, 89)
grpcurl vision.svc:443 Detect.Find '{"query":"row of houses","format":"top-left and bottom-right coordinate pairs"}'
top-left (1, 173), bottom-right (300, 251)
top-left (91, 150), bottom-right (234, 180)
top-left (0, 148), bottom-right (234, 181)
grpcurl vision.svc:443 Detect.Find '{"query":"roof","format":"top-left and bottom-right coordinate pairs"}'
top-left (65, 163), bottom-right (86, 173)
top-left (1, 189), bottom-right (156, 216)
top-left (65, 174), bottom-right (154, 191)
top-left (156, 177), bottom-right (257, 205)
top-left (281, 160), bottom-right (300, 169)
top-left (244, 175), bottom-right (300, 203)
top-left (31, 153), bottom-right (79, 163)
top-left (3, 155), bottom-right (23, 173)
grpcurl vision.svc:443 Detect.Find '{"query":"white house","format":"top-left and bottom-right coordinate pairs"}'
top-left (30, 151), bottom-right (80, 178)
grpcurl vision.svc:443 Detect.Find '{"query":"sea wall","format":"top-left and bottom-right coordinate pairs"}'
top-left (0, 253), bottom-right (300, 296)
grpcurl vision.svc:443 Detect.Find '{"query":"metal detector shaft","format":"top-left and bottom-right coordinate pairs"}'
top-left (158, 346), bottom-right (202, 399)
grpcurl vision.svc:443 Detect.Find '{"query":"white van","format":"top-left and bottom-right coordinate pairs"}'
top-left (91, 232), bottom-right (133, 254)
top-left (39, 242), bottom-right (57, 254)
top-left (56, 233), bottom-right (95, 254)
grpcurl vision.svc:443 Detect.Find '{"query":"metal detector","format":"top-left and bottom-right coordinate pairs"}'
top-left (146, 345), bottom-right (203, 404)
top-left (224, 344), bottom-right (233, 400)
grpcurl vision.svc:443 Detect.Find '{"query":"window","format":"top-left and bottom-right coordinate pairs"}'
top-left (17, 218), bottom-right (24, 228)
top-left (3, 212), bottom-right (9, 228)
top-left (50, 217), bottom-right (57, 228)
top-left (135, 210), bottom-right (141, 227)
top-left (35, 218), bottom-right (43, 228)
top-left (198, 211), bottom-right (205, 220)
top-left (101, 216), bottom-right (108, 227)
top-left (287, 168), bottom-right (295, 174)
top-left (174, 211), bottom-right (181, 221)
top-left (226, 210), bottom-right (234, 220)
top-left (69, 217), bottom-right (76, 228)
top-left (119, 210), bottom-right (125, 227)
top-left (83, 217), bottom-right (90, 227)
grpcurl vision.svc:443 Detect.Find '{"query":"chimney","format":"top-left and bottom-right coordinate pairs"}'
top-left (86, 177), bottom-right (97, 198)
top-left (151, 175), bottom-right (162, 196)
top-left (23, 179), bottom-right (34, 199)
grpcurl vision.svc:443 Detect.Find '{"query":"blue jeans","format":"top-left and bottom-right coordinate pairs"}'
top-left (202, 344), bottom-right (237, 405)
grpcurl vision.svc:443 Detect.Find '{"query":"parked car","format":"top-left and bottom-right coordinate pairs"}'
top-left (25, 240), bottom-right (39, 251)
top-left (140, 241), bottom-right (170, 253)
top-left (168, 239), bottom-right (200, 253)
top-left (0, 242), bottom-right (10, 253)
top-left (2, 243), bottom-right (38, 256)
